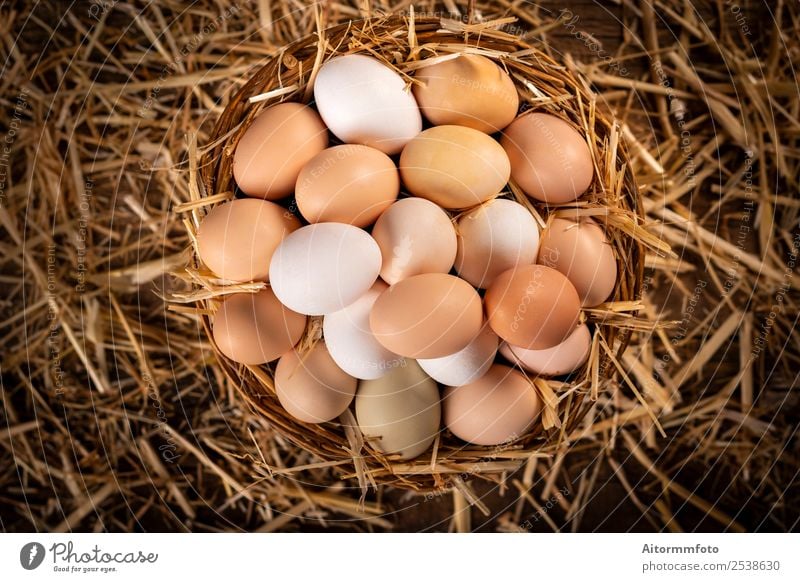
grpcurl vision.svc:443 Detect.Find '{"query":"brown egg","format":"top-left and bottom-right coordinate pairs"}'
top-left (413, 54), bottom-right (519, 133)
top-left (212, 289), bottom-right (306, 365)
top-left (399, 125), bottom-right (510, 209)
top-left (295, 145), bottom-right (399, 227)
top-left (371, 198), bottom-right (457, 285)
top-left (370, 273), bottom-right (483, 359)
top-left (275, 342), bottom-right (356, 423)
top-left (233, 102), bottom-right (328, 200)
top-left (538, 217), bottom-right (618, 307)
top-left (484, 264), bottom-right (580, 350)
top-left (196, 199), bottom-right (300, 282)
top-left (443, 364), bottom-right (541, 446)
top-left (500, 113), bottom-right (594, 204)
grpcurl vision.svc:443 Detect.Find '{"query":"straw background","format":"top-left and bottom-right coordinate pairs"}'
top-left (1, 0), bottom-right (798, 532)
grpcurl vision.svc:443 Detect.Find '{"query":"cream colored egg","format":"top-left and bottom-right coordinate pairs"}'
top-left (371, 198), bottom-right (457, 285)
top-left (355, 360), bottom-right (441, 460)
top-left (455, 198), bottom-right (540, 289)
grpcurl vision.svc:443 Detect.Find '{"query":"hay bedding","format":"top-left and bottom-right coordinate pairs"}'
top-left (0, 0), bottom-right (797, 532)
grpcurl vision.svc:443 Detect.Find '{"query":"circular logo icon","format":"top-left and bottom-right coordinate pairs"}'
top-left (19, 542), bottom-right (45, 570)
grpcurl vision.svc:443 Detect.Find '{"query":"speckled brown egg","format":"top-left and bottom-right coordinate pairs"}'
top-left (370, 273), bottom-right (483, 359)
top-left (212, 289), bottom-right (306, 365)
top-left (413, 54), bottom-right (519, 133)
top-left (196, 199), bottom-right (300, 282)
top-left (500, 112), bottom-right (594, 204)
top-left (484, 264), bottom-right (580, 350)
top-left (233, 102), bottom-right (328, 200)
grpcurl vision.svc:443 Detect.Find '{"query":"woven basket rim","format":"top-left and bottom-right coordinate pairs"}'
top-left (190, 13), bottom-right (645, 492)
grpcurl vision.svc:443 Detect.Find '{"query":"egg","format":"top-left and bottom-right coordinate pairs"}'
top-left (484, 264), bottom-right (581, 350)
top-left (454, 198), bottom-right (540, 289)
top-left (400, 125), bottom-right (510, 209)
top-left (355, 359), bottom-right (441, 460)
top-left (500, 112), bottom-right (594, 204)
top-left (274, 342), bottom-right (357, 423)
top-left (212, 289), bottom-right (306, 365)
top-left (295, 145), bottom-right (399, 227)
top-left (371, 198), bottom-right (457, 285)
top-left (418, 324), bottom-right (498, 386)
top-left (269, 223), bottom-right (381, 316)
top-left (323, 281), bottom-right (403, 380)
top-left (443, 364), bottom-right (541, 446)
top-left (500, 324), bottom-right (591, 376)
top-left (413, 54), bottom-right (519, 133)
top-left (538, 217), bottom-right (618, 307)
top-left (313, 55), bottom-right (422, 155)
top-left (233, 102), bottom-right (328, 200)
top-left (370, 273), bottom-right (483, 359)
top-left (196, 199), bottom-right (300, 283)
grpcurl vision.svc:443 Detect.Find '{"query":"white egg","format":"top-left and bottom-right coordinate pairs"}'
top-left (418, 325), bottom-right (499, 386)
top-left (323, 281), bottom-right (403, 380)
top-left (499, 324), bottom-right (591, 376)
top-left (455, 198), bottom-right (540, 289)
top-left (269, 223), bottom-right (381, 315)
top-left (313, 55), bottom-right (422, 155)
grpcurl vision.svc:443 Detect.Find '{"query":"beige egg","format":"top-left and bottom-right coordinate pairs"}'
top-left (295, 145), bottom-right (399, 227)
top-left (275, 342), bottom-right (357, 423)
top-left (443, 364), bottom-right (541, 446)
top-left (400, 125), bottom-right (510, 209)
top-left (212, 289), bottom-right (307, 365)
top-left (371, 198), bottom-right (457, 285)
top-left (538, 217), bottom-right (618, 307)
top-left (500, 324), bottom-right (591, 376)
top-left (196, 199), bottom-right (300, 283)
top-left (500, 112), bottom-right (593, 204)
top-left (413, 54), bottom-right (519, 133)
top-left (484, 264), bottom-right (581, 350)
top-left (370, 273), bottom-right (483, 359)
top-left (455, 198), bottom-right (540, 289)
top-left (355, 359), bottom-right (441, 460)
top-left (233, 102), bottom-right (328, 200)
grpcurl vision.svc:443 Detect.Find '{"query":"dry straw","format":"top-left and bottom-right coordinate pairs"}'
top-left (177, 12), bottom-right (666, 492)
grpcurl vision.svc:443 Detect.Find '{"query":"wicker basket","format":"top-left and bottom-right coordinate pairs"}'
top-left (190, 13), bottom-right (644, 492)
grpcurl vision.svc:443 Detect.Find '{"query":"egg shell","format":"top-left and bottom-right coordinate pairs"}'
top-left (538, 218), bottom-right (617, 307)
top-left (295, 145), bottom-right (399, 227)
top-left (269, 223), bottom-right (381, 316)
top-left (418, 324), bottom-right (499, 386)
top-left (443, 364), bottom-right (541, 446)
top-left (371, 198), bottom-right (457, 285)
top-left (275, 342), bottom-right (357, 423)
top-left (355, 359), bottom-right (441, 460)
top-left (500, 112), bottom-right (594, 204)
top-left (485, 264), bottom-right (581, 350)
top-left (370, 273), bottom-right (483, 359)
top-left (455, 198), bottom-right (540, 289)
top-left (212, 289), bottom-right (306, 365)
top-left (233, 102), bottom-right (328, 200)
top-left (196, 199), bottom-right (300, 283)
top-left (413, 54), bottom-right (519, 133)
top-left (323, 281), bottom-right (404, 380)
top-left (500, 324), bottom-right (591, 376)
top-left (399, 125), bottom-right (511, 210)
top-left (313, 55), bottom-right (422, 155)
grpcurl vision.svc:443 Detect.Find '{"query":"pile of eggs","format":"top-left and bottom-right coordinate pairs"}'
top-left (197, 52), bottom-right (618, 460)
